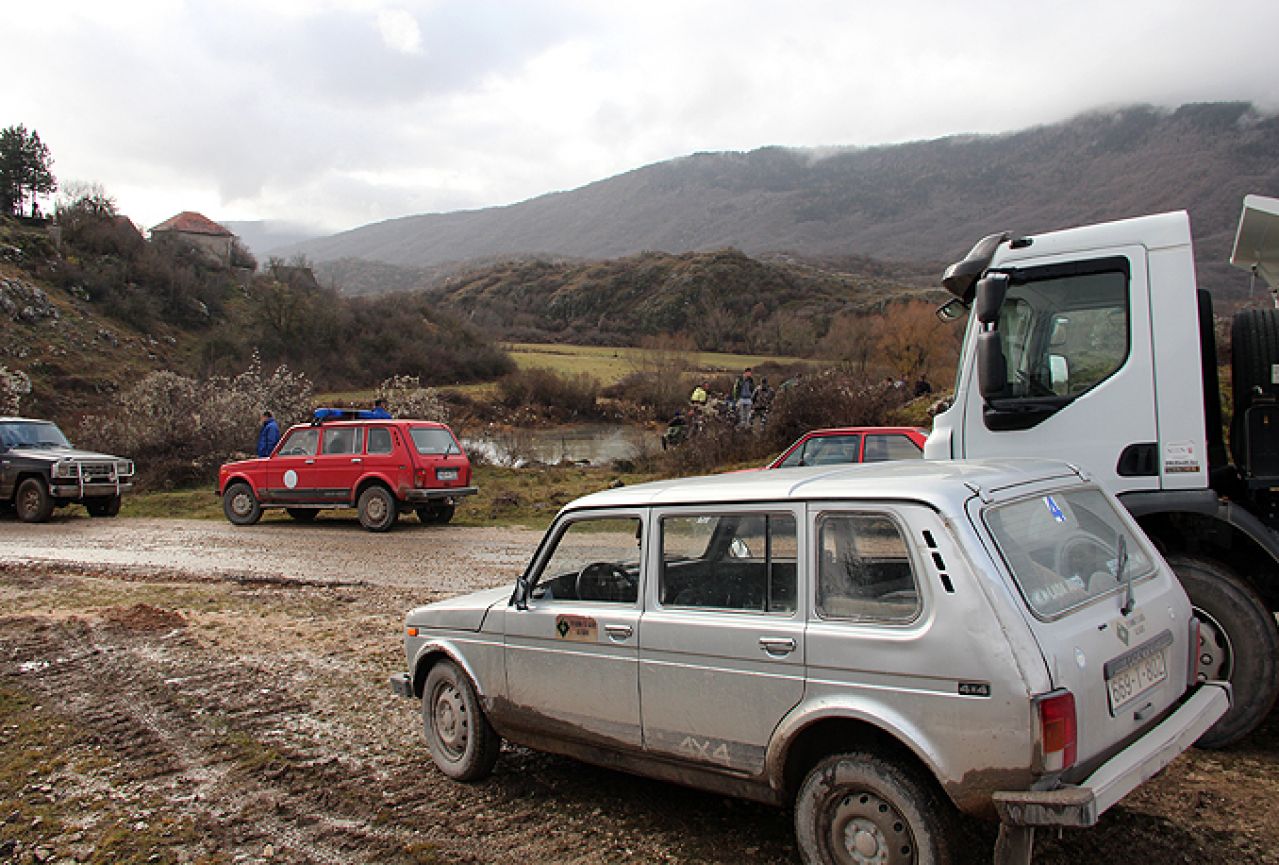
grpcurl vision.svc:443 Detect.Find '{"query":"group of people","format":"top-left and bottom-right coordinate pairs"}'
top-left (663, 368), bottom-right (776, 449)
top-left (255, 399), bottom-right (391, 457)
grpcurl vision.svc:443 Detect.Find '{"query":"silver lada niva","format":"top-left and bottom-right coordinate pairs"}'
top-left (391, 458), bottom-right (1229, 865)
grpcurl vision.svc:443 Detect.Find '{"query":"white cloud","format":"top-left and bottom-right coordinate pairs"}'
top-left (377, 8), bottom-right (424, 55)
top-left (2, 0), bottom-right (1276, 232)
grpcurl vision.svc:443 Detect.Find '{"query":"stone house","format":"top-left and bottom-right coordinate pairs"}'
top-left (150, 211), bottom-right (235, 267)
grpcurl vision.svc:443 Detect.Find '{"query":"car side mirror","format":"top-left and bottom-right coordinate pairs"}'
top-left (977, 331), bottom-right (1008, 399)
top-left (513, 575), bottom-right (530, 610)
top-left (974, 273), bottom-right (1009, 325)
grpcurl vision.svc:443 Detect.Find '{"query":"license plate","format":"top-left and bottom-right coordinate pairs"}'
top-left (1106, 650), bottom-right (1168, 713)
top-left (437, 469), bottom-right (459, 481)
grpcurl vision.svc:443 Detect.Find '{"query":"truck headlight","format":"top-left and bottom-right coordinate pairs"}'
top-left (52, 460), bottom-right (76, 478)
top-left (116, 460), bottom-right (135, 477)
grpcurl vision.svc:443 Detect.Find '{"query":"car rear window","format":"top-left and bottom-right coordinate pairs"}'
top-left (410, 427), bottom-right (458, 455)
top-left (984, 488), bottom-right (1156, 618)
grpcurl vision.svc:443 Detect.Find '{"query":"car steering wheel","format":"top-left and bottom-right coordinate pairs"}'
top-left (575, 562), bottom-right (635, 602)
top-left (1054, 534), bottom-right (1115, 588)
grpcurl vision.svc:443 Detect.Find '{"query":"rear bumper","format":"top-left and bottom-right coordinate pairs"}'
top-left (403, 486), bottom-right (478, 503)
top-left (993, 681), bottom-right (1230, 828)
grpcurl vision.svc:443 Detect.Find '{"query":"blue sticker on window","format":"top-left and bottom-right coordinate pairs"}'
top-left (1045, 495), bottom-right (1067, 523)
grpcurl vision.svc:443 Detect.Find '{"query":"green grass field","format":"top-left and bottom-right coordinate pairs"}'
top-left (502, 342), bottom-right (821, 386)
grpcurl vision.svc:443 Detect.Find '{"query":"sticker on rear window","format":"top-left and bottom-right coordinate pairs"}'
top-left (1044, 495), bottom-right (1066, 523)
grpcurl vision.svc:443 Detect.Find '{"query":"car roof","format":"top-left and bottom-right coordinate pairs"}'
top-left (795, 426), bottom-right (928, 437)
top-left (0, 417), bottom-right (57, 424)
top-left (568, 458), bottom-right (1083, 513)
top-left (285, 418), bottom-right (450, 429)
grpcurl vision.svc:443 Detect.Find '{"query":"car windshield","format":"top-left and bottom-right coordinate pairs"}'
top-left (410, 427), bottom-right (457, 455)
top-left (0, 420), bottom-right (72, 449)
top-left (984, 487), bottom-right (1156, 618)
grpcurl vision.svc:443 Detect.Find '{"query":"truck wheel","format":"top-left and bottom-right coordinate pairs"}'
top-left (795, 751), bottom-right (955, 865)
top-left (416, 503), bottom-right (456, 525)
top-left (286, 508), bottom-right (318, 522)
top-left (357, 485), bottom-right (397, 532)
top-left (15, 478), bottom-right (54, 523)
top-left (86, 496), bottom-right (122, 517)
top-left (422, 659), bottom-right (500, 781)
top-left (222, 482), bottom-right (262, 526)
top-left (1168, 554), bottom-right (1279, 748)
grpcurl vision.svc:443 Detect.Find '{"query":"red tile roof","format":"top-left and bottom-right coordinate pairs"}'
top-left (152, 211), bottom-right (233, 236)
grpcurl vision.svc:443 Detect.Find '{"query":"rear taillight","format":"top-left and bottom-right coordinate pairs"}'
top-left (1188, 616), bottom-right (1203, 687)
top-left (1033, 689), bottom-right (1077, 774)
top-left (414, 467), bottom-right (429, 487)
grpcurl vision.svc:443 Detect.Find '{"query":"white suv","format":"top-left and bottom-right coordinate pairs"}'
top-left (391, 459), bottom-right (1228, 864)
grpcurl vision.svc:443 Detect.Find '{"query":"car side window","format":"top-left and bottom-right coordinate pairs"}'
top-left (816, 512), bottom-right (921, 623)
top-left (864, 434), bottom-right (923, 462)
top-left (278, 428), bottom-right (319, 456)
top-left (367, 427), bottom-right (393, 454)
top-left (322, 427), bottom-right (362, 455)
top-left (661, 512), bottom-right (797, 613)
top-left (530, 516), bottom-right (641, 604)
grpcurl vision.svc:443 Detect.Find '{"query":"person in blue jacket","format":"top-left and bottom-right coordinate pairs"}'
top-left (257, 411), bottom-right (281, 457)
top-left (368, 398), bottom-right (392, 419)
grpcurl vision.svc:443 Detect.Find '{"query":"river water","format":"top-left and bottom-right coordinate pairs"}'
top-left (463, 423), bottom-right (651, 467)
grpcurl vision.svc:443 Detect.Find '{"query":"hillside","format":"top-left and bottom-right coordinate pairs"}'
top-left (284, 102), bottom-right (1279, 300)
top-left (431, 249), bottom-right (941, 352)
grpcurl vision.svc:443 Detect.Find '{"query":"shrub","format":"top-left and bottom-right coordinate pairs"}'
top-left (0, 365), bottom-right (31, 414)
top-left (375, 374), bottom-right (448, 422)
top-left (78, 354), bottom-right (313, 488)
top-left (497, 368), bottom-right (599, 419)
top-left (763, 369), bottom-right (912, 452)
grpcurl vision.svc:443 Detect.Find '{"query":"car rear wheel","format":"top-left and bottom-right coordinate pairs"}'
top-left (416, 503), bottom-right (456, 525)
top-left (1169, 554), bottom-right (1279, 748)
top-left (86, 496), bottom-right (122, 517)
top-left (795, 751), bottom-right (955, 865)
top-left (357, 485), bottom-right (397, 532)
top-left (222, 482), bottom-right (262, 526)
top-left (16, 478), bottom-right (54, 523)
top-left (422, 659), bottom-right (500, 781)
top-left (286, 508), bottom-right (318, 522)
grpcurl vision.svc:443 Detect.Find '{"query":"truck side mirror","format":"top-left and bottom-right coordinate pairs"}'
top-left (977, 331), bottom-right (1008, 398)
top-left (974, 273), bottom-right (1009, 325)
top-left (935, 298), bottom-right (968, 322)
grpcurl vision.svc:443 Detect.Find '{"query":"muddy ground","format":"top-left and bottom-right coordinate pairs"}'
top-left (1, 515), bottom-right (1276, 865)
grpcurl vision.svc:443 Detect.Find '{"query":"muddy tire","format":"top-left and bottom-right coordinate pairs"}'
top-left (222, 482), bottom-right (262, 526)
top-left (795, 751), bottom-right (954, 865)
top-left (357, 485), bottom-right (396, 532)
top-left (16, 477), bottom-right (54, 523)
top-left (286, 508), bottom-right (318, 522)
top-left (422, 659), bottom-right (500, 781)
top-left (416, 503), bottom-right (456, 525)
top-left (86, 496), bottom-right (122, 517)
top-left (1168, 554), bottom-right (1279, 748)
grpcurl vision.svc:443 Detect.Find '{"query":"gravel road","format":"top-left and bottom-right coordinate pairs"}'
top-left (1, 515), bottom-right (1276, 864)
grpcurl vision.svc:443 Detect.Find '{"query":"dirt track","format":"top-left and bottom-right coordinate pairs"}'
top-left (1, 515), bottom-right (1277, 864)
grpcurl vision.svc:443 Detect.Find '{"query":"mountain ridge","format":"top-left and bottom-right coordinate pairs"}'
top-left (281, 102), bottom-right (1279, 298)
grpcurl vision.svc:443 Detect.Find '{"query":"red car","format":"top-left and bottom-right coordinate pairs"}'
top-left (767, 426), bottom-right (928, 469)
top-left (218, 416), bottom-right (476, 532)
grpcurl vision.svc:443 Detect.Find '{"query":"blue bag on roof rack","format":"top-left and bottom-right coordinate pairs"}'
top-left (313, 408), bottom-right (382, 422)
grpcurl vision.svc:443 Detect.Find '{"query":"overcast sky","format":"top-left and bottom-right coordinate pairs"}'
top-left (6, 1), bottom-right (1278, 234)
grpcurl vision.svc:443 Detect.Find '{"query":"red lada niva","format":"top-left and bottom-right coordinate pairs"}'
top-left (218, 415), bottom-right (476, 532)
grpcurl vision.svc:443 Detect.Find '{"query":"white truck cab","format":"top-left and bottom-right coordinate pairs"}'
top-left (927, 195), bottom-right (1279, 747)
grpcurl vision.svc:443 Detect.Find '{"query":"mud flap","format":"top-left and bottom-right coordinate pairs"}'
top-left (993, 824), bottom-right (1034, 865)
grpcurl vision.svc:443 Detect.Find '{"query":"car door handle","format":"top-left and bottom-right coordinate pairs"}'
top-left (759, 637), bottom-right (796, 655)
top-left (305, 459), bottom-right (315, 464)
top-left (604, 624), bottom-right (633, 640)
top-left (351, 458), bottom-right (362, 463)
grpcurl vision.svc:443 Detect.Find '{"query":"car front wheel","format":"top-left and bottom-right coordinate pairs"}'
top-left (794, 751), bottom-right (955, 865)
top-left (422, 659), bottom-right (500, 781)
top-left (357, 485), bottom-right (397, 532)
top-left (222, 482), bottom-right (262, 526)
top-left (16, 478), bottom-right (54, 523)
